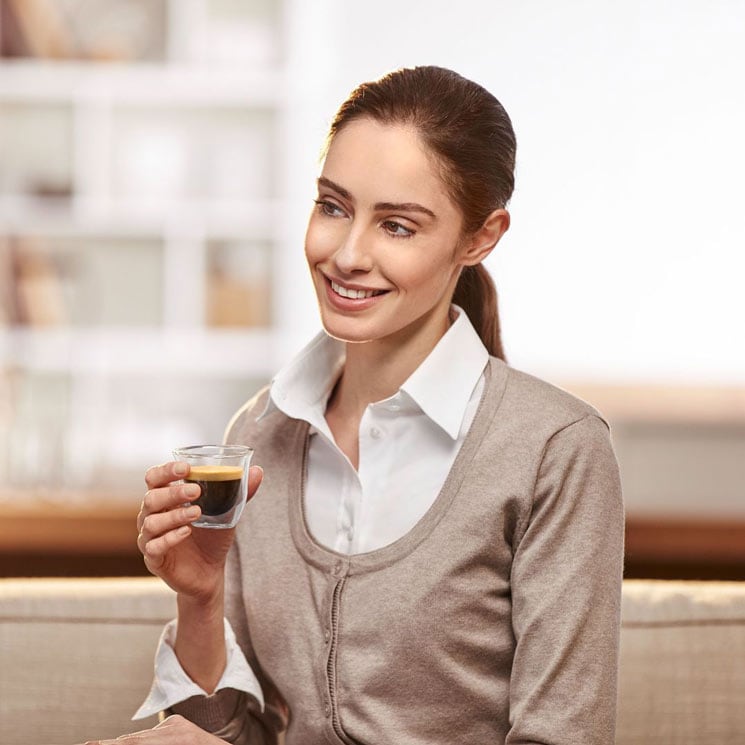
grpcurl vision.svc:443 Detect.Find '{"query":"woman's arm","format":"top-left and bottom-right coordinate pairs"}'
top-left (506, 414), bottom-right (624, 745)
top-left (137, 462), bottom-right (262, 693)
top-left (135, 461), bottom-right (281, 743)
top-left (174, 585), bottom-right (227, 694)
top-left (168, 541), bottom-right (288, 744)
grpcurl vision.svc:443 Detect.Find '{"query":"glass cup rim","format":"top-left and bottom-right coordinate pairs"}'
top-left (173, 445), bottom-right (253, 459)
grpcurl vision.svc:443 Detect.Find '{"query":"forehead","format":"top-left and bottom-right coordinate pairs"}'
top-left (322, 118), bottom-right (455, 211)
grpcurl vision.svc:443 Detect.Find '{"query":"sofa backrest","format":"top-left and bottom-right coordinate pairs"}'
top-left (2, 578), bottom-right (745, 744)
top-left (0, 577), bottom-right (176, 745)
top-left (617, 579), bottom-right (745, 743)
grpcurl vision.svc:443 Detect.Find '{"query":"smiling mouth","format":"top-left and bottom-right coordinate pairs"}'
top-left (329, 279), bottom-right (387, 300)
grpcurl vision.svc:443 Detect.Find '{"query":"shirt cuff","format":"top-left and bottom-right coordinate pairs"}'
top-left (132, 617), bottom-right (264, 720)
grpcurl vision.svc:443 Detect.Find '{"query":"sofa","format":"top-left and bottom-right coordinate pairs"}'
top-left (1, 578), bottom-right (744, 744)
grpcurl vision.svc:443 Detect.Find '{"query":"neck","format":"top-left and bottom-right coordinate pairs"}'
top-left (327, 305), bottom-right (453, 419)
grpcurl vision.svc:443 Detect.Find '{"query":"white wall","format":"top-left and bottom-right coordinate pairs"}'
top-left (282, 0), bottom-right (745, 384)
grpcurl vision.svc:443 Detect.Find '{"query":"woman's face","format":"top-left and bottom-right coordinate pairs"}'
top-left (305, 117), bottom-right (467, 346)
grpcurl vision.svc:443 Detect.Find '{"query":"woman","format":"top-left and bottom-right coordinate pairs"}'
top-left (89, 66), bottom-right (623, 745)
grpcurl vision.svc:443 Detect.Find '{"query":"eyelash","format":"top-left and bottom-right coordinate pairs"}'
top-left (381, 220), bottom-right (414, 239)
top-left (313, 199), bottom-right (416, 239)
top-left (313, 199), bottom-right (345, 218)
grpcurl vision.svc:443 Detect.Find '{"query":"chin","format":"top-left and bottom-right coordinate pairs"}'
top-left (321, 320), bottom-right (377, 344)
top-left (318, 310), bottom-right (391, 344)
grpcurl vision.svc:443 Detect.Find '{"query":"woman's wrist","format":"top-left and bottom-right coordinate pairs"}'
top-left (176, 577), bottom-right (225, 617)
top-left (174, 578), bottom-right (228, 694)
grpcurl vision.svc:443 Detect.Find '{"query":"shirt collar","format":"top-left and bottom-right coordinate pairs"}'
top-left (397, 306), bottom-right (489, 439)
top-left (259, 305), bottom-right (489, 441)
top-left (258, 330), bottom-right (345, 437)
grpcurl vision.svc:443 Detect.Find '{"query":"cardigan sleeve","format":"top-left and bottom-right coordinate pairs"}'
top-left (506, 414), bottom-right (624, 745)
top-left (167, 542), bottom-right (288, 743)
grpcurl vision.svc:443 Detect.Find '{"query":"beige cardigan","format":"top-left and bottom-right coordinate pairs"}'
top-left (172, 358), bottom-right (624, 744)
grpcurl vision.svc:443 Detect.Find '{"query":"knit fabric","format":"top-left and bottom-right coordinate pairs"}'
top-left (172, 358), bottom-right (624, 744)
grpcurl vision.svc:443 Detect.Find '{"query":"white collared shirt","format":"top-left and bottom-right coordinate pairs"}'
top-left (263, 305), bottom-right (488, 554)
top-left (134, 306), bottom-right (489, 720)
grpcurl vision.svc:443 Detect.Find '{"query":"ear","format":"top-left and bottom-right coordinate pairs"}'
top-left (459, 208), bottom-right (510, 267)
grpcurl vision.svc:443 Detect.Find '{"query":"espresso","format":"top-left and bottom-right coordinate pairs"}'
top-left (186, 465), bottom-right (243, 516)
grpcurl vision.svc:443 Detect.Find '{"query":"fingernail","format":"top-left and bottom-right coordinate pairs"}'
top-left (174, 462), bottom-right (188, 476)
top-left (185, 506), bottom-right (200, 518)
top-left (184, 484), bottom-right (201, 499)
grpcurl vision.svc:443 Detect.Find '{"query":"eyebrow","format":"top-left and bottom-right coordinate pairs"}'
top-left (317, 176), bottom-right (437, 220)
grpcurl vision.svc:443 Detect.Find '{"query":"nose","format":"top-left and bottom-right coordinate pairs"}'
top-left (333, 222), bottom-right (374, 274)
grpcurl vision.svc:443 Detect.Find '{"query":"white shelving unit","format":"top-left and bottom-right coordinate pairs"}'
top-left (0, 327), bottom-right (276, 377)
top-left (0, 0), bottom-right (297, 496)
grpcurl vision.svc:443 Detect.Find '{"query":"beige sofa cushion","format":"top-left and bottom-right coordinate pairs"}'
top-left (2, 577), bottom-right (745, 744)
top-left (0, 577), bottom-right (176, 745)
top-left (617, 579), bottom-right (745, 744)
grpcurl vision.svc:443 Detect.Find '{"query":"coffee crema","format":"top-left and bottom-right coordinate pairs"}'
top-left (186, 465), bottom-right (244, 517)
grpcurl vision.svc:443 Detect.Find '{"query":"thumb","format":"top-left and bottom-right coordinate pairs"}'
top-left (247, 465), bottom-right (264, 501)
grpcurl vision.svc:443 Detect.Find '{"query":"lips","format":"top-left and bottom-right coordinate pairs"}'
top-left (322, 274), bottom-right (389, 310)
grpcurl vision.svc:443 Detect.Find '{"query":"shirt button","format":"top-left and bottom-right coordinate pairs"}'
top-left (324, 629), bottom-right (330, 643)
top-left (334, 561), bottom-right (343, 574)
top-left (370, 426), bottom-right (381, 439)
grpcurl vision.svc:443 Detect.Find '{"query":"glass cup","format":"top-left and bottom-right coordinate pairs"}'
top-left (172, 445), bottom-right (253, 529)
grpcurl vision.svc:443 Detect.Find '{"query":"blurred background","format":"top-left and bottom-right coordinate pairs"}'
top-left (0, 0), bottom-right (743, 577)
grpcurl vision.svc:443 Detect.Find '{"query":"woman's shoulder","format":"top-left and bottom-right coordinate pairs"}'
top-left (224, 383), bottom-right (310, 456)
top-left (488, 357), bottom-right (609, 435)
top-left (224, 385), bottom-right (280, 444)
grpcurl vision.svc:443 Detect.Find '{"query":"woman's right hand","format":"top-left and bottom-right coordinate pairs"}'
top-left (137, 461), bottom-right (263, 602)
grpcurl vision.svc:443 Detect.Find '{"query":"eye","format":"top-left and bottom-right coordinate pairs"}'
top-left (313, 199), bottom-right (346, 218)
top-left (382, 220), bottom-right (415, 238)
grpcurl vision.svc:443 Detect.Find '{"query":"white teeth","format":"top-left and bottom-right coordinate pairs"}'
top-left (331, 280), bottom-right (380, 299)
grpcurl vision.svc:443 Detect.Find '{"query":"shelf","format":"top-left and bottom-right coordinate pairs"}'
top-left (0, 327), bottom-right (278, 377)
top-left (0, 1), bottom-right (290, 546)
top-left (0, 195), bottom-right (283, 239)
top-left (0, 60), bottom-right (285, 107)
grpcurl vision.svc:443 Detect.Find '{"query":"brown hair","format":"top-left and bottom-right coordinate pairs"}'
top-left (326, 66), bottom-right (516, 360)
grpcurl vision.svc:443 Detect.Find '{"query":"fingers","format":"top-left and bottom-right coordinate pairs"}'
top-left (144, 461), bottom-right (190, 490)
top-left (144, 461), bottom-right (262, 512)
top-left (247, 465), bottom-right (264, 501)
top-left (139, 481), bottom-right (201, 528)
top-left (140, 461), bottom-right (197, 532)
top-left (137, 471), bottom-right (202, 571)
top-left (81, 715), bottom-right (223, 743)
top-left (137, 502), bottom-right (201, 554)
top-left (79, 722), bottom-right (163, 742)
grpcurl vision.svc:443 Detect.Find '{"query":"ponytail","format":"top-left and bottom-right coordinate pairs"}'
top-left (452, 264), bottom-right (505, 361)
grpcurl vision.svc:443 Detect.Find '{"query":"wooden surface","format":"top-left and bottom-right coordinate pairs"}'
top-left (0, 496), bottom-right (138, 554)
top-left (562, 382), bottom-right (745, 425)
top-left (1, 499), bottom-right (744, 576)
top-left (624, 517), bottom-right (745, 564)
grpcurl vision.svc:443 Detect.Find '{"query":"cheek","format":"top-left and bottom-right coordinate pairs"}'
top-left (303, 215), bottom-right (323, 265)
top-left (393, 252), bottom-right (456, 295)
top-left (305, 214), bottom-right (342, 265)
